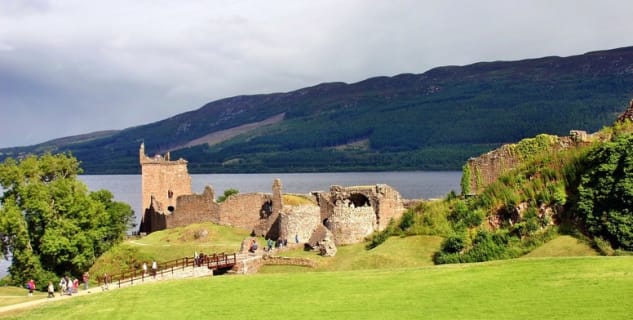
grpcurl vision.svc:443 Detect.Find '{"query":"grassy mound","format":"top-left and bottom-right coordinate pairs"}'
top-left (89, 223), bottom-right (250, 276)
top-left (261, 235), bottom-right (443, 273)
top-left (5, 257), bottom-right (633, 319)
top-left (521, 235), bottom-right (598, 258)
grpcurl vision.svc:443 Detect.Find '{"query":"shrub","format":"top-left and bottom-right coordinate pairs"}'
top-left (398, 210), bottom-right (415, 231)
top-left (217, 188), bottom-right (239, 203)
top-left (576, 134), bottom-right (633, 250)
top-left (366, 219), bottom-right (397, 249)
top-left (441, 233), bottom-right (467, 254)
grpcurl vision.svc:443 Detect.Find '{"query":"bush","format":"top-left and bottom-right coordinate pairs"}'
top-left (441, 233), bottom-right (467, 254)
top-left (576, 134), bottom-right (633, 250)
top-left (217, 188), bottom-right (239, 203)
top-left (366, 219), bottom-right (397, 249)
top-left (398, 210), bottom-right (415, 231)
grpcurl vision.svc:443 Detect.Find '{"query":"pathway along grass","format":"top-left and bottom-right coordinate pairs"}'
top-left (2, 256), bottom-right (632, 319)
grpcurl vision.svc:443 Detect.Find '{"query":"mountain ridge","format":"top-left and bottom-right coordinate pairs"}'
top-left (2, 46), bottom-right (633, 173)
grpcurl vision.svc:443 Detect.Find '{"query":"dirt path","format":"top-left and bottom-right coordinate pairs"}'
top-left (0, 265), bottom-right (215, 316)
top-left (0, 287), bottom-right (101, 315)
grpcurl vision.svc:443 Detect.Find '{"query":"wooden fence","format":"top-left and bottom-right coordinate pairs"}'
top-left (97, 252), bottom-right (237, 289)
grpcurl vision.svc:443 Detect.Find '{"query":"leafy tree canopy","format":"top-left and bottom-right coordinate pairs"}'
top-left (0, 153), bottom-right (134, 288)
top-left (577, 133), bottom-right (633, 250)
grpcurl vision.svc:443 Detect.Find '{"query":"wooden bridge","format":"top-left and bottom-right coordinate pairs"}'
top-left (97, 252), bottom-right (237, 289)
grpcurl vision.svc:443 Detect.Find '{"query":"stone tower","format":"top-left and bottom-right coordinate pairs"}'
top-left (139, 143), bottom-right (192, 215)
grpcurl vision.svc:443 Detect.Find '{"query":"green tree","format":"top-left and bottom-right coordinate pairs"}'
top-left (577, 134), bottom-right (633, 250)
top-left (0, 153), bottom-right (134, 287)
top-left (217, 188), bottom-right (239, 203)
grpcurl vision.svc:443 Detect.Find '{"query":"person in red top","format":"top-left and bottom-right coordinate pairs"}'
top-left (27, 279), bottom-right (36, 297)
top-left (72, 278), bottom-right (79, 294)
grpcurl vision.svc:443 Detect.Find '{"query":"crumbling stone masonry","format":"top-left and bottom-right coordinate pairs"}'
top-left (138, 145), bottom-right (406, 246)
top-left (138, 143), bottom-right (191, 234)
top-left (464, 99), bottom-right (633, 195)
top-left (462, 135), bottom-right (581, 195)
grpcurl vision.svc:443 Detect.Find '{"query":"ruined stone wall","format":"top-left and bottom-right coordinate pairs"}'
top-left (139, 143), bottom-right (191, 215)
top-left (374, 184), bottom-right (405, 230)
top-left (464, 135), bottom-right (580, 195)
top-left (279, 205), bottom-right (321, 244)
top-left (464, 144), bottom-right (522, 195)
top-left (137, 153), bottom-right (407, 248)
top-left (329, 206), bottom-right (375, 245)
top-left (231, 256), bottom-right (264, 275)
top-left (166, 186), bottom-right (220, 228)
top-left (218, 193), bottom-right (272, 232)
top-left (138, 199), bottom-right (167, 234)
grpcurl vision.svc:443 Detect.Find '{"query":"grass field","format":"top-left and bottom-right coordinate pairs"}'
top-left (0, 287), bottom-right (46, 308)
top-left (4, 226), bottom-right (621, 319)
top-left (2, 256), bottom-right (632, 319)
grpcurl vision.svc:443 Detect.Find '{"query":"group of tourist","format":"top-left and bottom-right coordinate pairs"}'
top-left (57, 274), bottom-right (80, 296)
top-left (25, 272), bottom-right (91, 298)
top-left (141, 260), bottom-right (158, 278)
top-left (263, 238), bottom-right (289, 252)
top-left (25, 260), bottom-right (164, 297)
top-left (247, 236), bottom-right (296, 253)
top-left (193, 251), bottom-right (207, 267)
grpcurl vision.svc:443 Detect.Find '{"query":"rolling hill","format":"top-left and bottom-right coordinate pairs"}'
top-left (2, 46), bottom-right (633, 173)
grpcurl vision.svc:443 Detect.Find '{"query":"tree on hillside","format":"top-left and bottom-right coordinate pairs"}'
top-left (0, 153), bottom-right (134, 287)
top-left (577, 134), bottom-right (633, 251)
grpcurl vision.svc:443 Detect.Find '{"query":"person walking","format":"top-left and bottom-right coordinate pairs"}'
top-left (142, 262), bottom-right (148, 277)
top-left (27, 279), bottom-right (36, 297)
top-left (59, 276), bottom-right (67, 296)
top-left (102, 273), bottom-right (109, 291)
top-left (47, 281), bottom-right (55, 298)
top-left (151, 260), bottom-right (157, 279)
top-left (83, 272), bottom-right (90, 290)
top-left (67, 277), bottom-right (73, 296)
top-left (64, 275), bottom-right (71, 296)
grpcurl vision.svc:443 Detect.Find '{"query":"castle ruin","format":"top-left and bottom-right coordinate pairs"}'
top-left (138, 145), bottom-right (405, 246)
top-left (462, 99), bottom-right (633, 195)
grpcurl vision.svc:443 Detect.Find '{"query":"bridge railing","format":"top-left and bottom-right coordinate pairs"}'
top-left (96, 252), bottom-right (236, 289)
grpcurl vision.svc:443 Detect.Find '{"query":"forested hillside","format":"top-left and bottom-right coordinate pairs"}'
top-left (2, 46), bottom-right (633, 173)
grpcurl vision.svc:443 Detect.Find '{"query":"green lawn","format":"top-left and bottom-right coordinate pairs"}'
top-left (0, 287), bottom-right (46, 307)
top-left (2, 256), bottom-right (632, 319)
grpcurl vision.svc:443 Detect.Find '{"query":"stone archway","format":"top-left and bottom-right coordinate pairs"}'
top-left (348, 193), bottom-right (370, 208)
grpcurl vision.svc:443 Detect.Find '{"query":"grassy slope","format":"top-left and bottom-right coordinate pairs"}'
top-left (262, 235), bottom-right (443, 273)
top-left (3, 257), bottom-right (632, 319)
top-left (522, 235), bottom-right (598, 258)
top-left (128, 222), bottom-right (250, 258)
top-left (89, 223), bottom-right (250, 275)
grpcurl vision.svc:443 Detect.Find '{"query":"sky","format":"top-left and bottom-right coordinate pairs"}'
top-left (1, 0), bottom-right (632, 148)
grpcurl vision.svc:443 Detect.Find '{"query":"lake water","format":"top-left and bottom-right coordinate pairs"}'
top-left (0, 171), bottom-right (461, 278)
